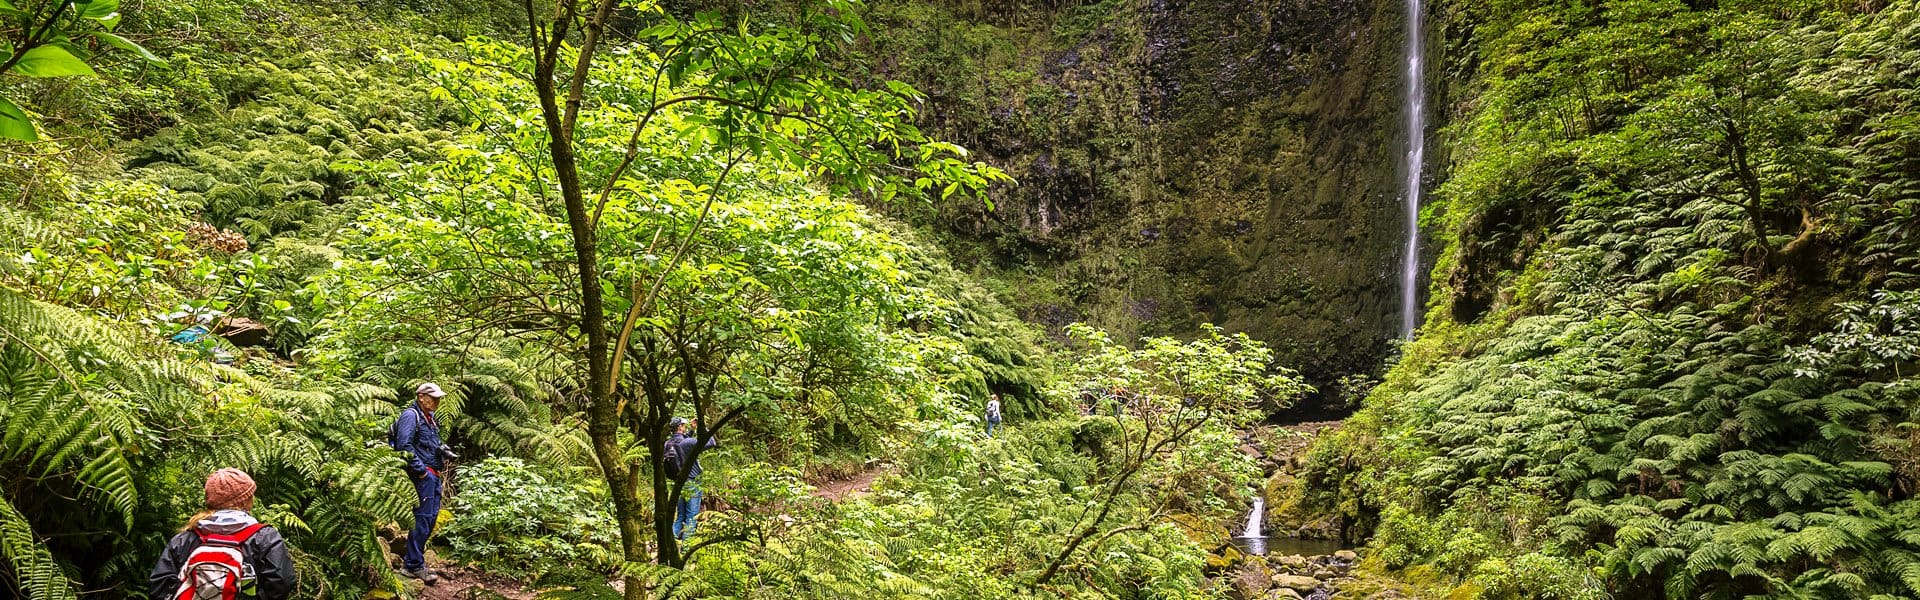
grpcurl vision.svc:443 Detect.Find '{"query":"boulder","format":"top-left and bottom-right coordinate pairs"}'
top-left (1310, 568), bottom-right (1337, 580)
top-left (216, 317), bottom-right (271, 347)
top-left (1275, 554), bottom-right (1310, 570)
top-left (1271, 589), bottom-right (1304, 600)
top-left (385, 529), bottom-right (409, 560)
top-left (1333, 550), bottom-right (1359, 562)
top-left (1208, 545), bottom-right (1246, 570)
top-left (1271, 574), bottom-right (1321, 592)
top-left (1231, 561), bottom-right (1273, 597)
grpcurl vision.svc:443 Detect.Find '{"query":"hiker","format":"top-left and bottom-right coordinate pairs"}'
top-left (166, 311), bottom-right (234, 364)
top-left (667, 417), bottom-right (717, 540)
top-left (393, 382), bottom-right (451, 584)
top-left (984, 394), bottom-right (1003, 437)
top-left (167, 312), bottom-right (212, 345)
top-left (149, 468), bottom-right (296, 600)
top-left (1107, 386), bottom-right (1132, 417)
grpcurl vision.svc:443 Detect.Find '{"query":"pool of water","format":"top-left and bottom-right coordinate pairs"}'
top-left (1229, 536), bottom-right (1347, 557)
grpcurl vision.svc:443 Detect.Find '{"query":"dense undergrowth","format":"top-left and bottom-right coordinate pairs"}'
top-left (0, 0), bottom-right (1288, 598)
top-left (1303, 2), bottom-right (1920, 599)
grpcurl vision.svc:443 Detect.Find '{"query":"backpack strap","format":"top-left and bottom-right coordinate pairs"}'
top-left (196, 523), bottom-right (266, 546)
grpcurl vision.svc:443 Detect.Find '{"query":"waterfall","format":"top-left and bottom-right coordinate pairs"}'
top-left (1399, 0), bottom-right (1427, 339)
top-left (1241, 496), bottom-right (1265, 538)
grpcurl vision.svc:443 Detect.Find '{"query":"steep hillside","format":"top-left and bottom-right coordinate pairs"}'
top-left (1300, 2), bottom-right (1920, 598)
top-left (857, 0), bottom-right (1415, 399)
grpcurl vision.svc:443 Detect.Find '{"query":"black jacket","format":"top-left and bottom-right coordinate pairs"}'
top-left (148, 520), bottom-right (296, 600)
top-left (669, 432), bottom-right (717, 481)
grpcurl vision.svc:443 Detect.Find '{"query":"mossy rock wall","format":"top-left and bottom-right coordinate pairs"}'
top-left (861, 0), bottom-right (1410, 393)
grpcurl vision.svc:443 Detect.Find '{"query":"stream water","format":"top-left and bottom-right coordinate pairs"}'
top-left (1399, 0), bottom-right (1427, 339)
top-left (1229, 497), bottom-right (1348, 556)
top-left (1230, 535), bottom-right (1347, 557)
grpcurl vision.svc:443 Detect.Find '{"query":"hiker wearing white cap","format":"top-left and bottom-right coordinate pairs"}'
top-left (391, 382), bottom-right (450, 584)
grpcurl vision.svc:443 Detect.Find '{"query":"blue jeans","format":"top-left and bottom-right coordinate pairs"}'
top-left (986, 419), bottom-right (1001, 437)
top-left (673, 485), bottom-right (703, 540)
top-left (405, 471), bottom-right (441, 570)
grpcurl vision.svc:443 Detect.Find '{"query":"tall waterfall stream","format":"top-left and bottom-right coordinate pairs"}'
top-left (1400, 0), bottom-right (1427, 339)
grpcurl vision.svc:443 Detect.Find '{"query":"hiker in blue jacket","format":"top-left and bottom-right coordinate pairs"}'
top-left (667, 417), bottom-right (717, 540)
top-left (393, 382), bottom-right (450, 584)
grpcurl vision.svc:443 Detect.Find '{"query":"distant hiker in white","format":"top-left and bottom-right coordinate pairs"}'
top-left (985, 394), bottom-right (1003, 437)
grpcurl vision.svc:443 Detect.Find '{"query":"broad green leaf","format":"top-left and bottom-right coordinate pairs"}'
top-left (0, 96), bottom-right (36, 141)
top-left (11, 46), bottom-right (97, 78)
top-left (92, 32), bottom-right (162, 64)
top-left (78, 0), bottom-right (118, 19)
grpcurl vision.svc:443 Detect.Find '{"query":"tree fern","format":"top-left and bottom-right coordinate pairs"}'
top-left (0, 501), bottom-right (74, 600)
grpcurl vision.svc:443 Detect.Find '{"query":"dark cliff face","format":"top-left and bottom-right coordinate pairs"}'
top-left (863, 0), bottom-right (1410, 403)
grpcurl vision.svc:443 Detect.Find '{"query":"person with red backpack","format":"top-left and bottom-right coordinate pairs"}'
top-left (148, 468), bottom-right (296, 600)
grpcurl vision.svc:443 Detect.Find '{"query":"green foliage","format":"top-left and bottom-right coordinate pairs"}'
top-left (1060, 323), bottom-right (1309, 421)
top-left (124, 54), bottom-right (460, 241)
top-left (0, 0), bottom-right (161, 140)
top-left (0, 51), bottom-right (481, 593)
top-left (0, 284), bottom-right (421, 599)
top-left (886, 224), bottom-right (1053, 418)
top-left (678, 415), bottom-right (1244, 598)
top-left (439, 458), bottom-right (618, 580)
top-left (1313, 2), bottom-right (1920, 599)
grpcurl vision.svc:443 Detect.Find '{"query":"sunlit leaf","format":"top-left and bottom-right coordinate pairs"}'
top-left (11, 46), bottom-right (97, 78)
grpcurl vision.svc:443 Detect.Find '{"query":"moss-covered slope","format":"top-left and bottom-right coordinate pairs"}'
top-left (1298, 2), bottom-right (1920, 598)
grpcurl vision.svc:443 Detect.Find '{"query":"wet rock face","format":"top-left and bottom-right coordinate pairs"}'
top-left (867, 0), bottom-right (1408, 396)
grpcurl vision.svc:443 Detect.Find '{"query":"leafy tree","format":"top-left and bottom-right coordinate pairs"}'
top-left (0, 0), bottom-right (161, 141)
top-left (1619, 16), bottom-right (1841, 276)
top-left (321, 1), bottom-right (1007, 591)
top-left (1035, 323), bottom-right (1306, 585)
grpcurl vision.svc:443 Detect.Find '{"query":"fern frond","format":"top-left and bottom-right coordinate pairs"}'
top-left (0, 500), bottom-right (76, 600)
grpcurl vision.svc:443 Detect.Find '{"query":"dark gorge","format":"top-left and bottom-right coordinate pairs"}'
top-left (865, 0), bottom-right (1423, 413)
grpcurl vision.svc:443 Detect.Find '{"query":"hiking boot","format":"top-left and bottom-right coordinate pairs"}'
top-left (402, 568), bottom-right (440, 585)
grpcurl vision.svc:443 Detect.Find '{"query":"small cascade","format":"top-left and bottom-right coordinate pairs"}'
top-left (1399, 0), bottom-right (1427, 339)
top-left (1242, 496), bottom-right (1265, 538)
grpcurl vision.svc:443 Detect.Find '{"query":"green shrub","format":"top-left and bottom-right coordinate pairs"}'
top-left (440, 458), bottom-right (618, 580)
top-left (1468, 553), bottom-right (1604, 600)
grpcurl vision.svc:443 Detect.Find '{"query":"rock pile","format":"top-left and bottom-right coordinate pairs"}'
top-left (1222, 549), bottom-right (1362, 600)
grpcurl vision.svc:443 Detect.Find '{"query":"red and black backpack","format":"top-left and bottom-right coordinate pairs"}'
top-left (172, 523), bottom-right (266, 600)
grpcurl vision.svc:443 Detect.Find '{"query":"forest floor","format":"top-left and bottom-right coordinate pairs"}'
top-left (418, 559), bottom-right (535, 600)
